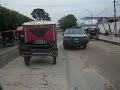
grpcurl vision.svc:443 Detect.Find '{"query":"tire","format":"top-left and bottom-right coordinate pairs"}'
top-left (3, 41), bottom-right (6, 47)
top-left (63, 41), bottom-right (64, 45)
top-left (24, 57), bottom-right (30, 66)
top-left (11, 43), bottom-right (14, 46)
top-left (64, 44), bottom-right (68, 49)
top-left (63, 41), bottom-right (67, 49)
top-left (53, 57), bottom-right (56, 65)
top-left (3, 43), bottom-right (6, 47)
top-left (83, 44), bottom-right (87, 49)
top-left (96, 36), bottom-right (99, 40)
top-left (19, 49), bottom-right (22, 55)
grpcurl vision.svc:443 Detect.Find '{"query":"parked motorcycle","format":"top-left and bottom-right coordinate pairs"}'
top-left (1, 30), bottom-right (15, 47)
top-left (89, 28), bottom-right (99, 40)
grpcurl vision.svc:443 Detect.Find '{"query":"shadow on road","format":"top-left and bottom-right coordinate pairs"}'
top-left (30, 56), bottom-right (55, 66)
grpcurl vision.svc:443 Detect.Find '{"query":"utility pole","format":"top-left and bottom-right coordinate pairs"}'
top-left (114, 0), bottom-right (117, 35)
top-left (86, 9), bottom-right (93, 25)
top-left (91, 13), bottom-right (93, 25)
top-left (105, 0), bottom-right (107, 17)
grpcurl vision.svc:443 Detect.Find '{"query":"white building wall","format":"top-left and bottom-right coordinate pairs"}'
top-left (110, 22), bottom-right (120, 34)
top-left (98, 20), bottom-right (120, 34)
top-left (116, 21), bottom-right (120, 34)
top-left (98, 24), bottom-right (105, 33)
top-left (104, 23), bottom-right (109, 30)
top-left (110, 22), bottom-right (115, 33)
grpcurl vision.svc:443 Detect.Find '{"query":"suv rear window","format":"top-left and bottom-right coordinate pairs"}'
top-left (65, 28), bottom-right (85, 34)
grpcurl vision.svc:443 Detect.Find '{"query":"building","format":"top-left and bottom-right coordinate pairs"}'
top-left (97, 17), bottom-right (120, 35)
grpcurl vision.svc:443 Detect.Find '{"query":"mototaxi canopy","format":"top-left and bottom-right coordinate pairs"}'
top-left (16, 26), bottom-right (23, 32)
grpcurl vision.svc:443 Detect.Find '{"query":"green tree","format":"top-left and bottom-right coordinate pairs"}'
top-left (0, 6), bottom-right (32, 32)
top-left (58, 14), bottom-right (77, 31)
top-left (31, 8), bottom-right (51, 21)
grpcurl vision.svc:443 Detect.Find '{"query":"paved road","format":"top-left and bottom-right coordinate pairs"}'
top-left (0, 45), bottom-right (19, 68)
top-left (64, 41), bottom-right (120, 90)
top-left (0, 32), bottom-right (120, 90)
top-left (58, 32), bottom-right (120, 90)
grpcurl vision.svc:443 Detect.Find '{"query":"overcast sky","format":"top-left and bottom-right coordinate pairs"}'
top-left (0, 0), bottom-right (119, 22)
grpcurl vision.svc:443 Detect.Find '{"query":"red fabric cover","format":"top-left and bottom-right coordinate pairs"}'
top-left (25, 25), bottom-right (55, 42)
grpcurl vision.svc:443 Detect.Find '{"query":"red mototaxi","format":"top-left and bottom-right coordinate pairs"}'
top-left (18, 21), bottom-right (58, 66)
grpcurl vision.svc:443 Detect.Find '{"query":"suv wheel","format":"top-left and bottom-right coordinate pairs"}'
top-left (24, 57), bottom-right (30, 66)
top-left (53, 57), bottom-right (56, 65)
top-left (83, 44), bottom-right (87, 49)
top-left (64, 44), bottom-right (68, 49)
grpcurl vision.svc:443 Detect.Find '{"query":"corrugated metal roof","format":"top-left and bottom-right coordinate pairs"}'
top-left (23, 21), bottom-right (56, 25)
top-left (97, 16), bottom-right (120, 24)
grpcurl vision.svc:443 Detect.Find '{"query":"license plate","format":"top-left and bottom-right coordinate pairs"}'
top-left (34, 40), bottom-right (47, 44)
top-left (75, 40), bottom-right (79, 43)
top-left (74, 38), bottom-right (79, 40)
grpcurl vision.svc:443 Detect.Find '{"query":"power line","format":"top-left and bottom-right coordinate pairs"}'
top-left (105, 0), bottom-right (107, 17)
top-left (116, 2), bottom-right (120, 15)
top-left (95, 10), bottom-right (105, 16)
top-left (94, 2), bottom-right (113, 16)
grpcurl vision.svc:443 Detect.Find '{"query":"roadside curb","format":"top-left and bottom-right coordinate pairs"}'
top-left (98, 38), bottom-right (120, 45)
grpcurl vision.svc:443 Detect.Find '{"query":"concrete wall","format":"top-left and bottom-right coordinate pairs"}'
top-left (98, 24), bottom-right (105, 33)
top-left (117, 21), bottom-right (120, 34)
top-left (98, 21), bottom-right (120, 34)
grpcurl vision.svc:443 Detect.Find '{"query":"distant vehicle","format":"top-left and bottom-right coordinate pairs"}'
top-left (63, 28), bottom-right (89, 49)
top-left (1, 30), bottom-right (16, 47)
top-left (89, 28), bottom-right (99, 39)
top-left (17, 21), bottom-right (58, 66)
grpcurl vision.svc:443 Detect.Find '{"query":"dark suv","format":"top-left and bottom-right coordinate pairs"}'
top-left (63, 28), bottom-right (89, 49)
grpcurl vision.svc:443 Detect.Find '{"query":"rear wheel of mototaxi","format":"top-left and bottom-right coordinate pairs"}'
top-left (82, 44), bottom-right (87, 49)
top-left (63, 41), bottom-right (68, 49)
top-left (96, 35), bottom-right (99, 40)
top-left (53, 56), bottom-right (56, 65)
top-left (24, 57), bottom-right (31, 66)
